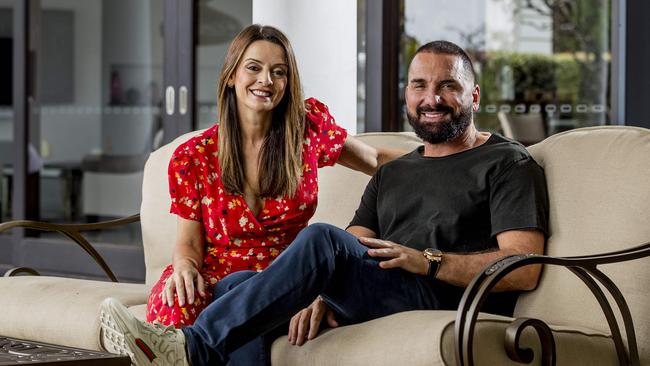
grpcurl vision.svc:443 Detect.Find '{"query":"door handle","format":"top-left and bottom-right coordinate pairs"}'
top-left (166, 86), bottom-right (175, 115)
top-left (179, 86), bottom-right (188, 115)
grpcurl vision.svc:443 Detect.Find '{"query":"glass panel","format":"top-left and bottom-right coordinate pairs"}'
top-left (196, 0), bottom-right (252, 130)
top-left (0, 1), bottom-right (13, 225)
top-left (400, 0), bottom-right (611, 143)
top-left (30, 0), bottom-right (164, 245)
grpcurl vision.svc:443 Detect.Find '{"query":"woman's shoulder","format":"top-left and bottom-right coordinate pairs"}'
top-left (304, 97), bottom-right (333, 133)
top-left (172, 124), bottom-right (219, 159)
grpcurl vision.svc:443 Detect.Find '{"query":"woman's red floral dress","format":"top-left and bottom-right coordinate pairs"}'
top-left (146, 98), bottom-right (348, 327)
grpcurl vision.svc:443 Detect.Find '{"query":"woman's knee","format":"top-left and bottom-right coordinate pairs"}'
top-left (213, 270), bottom-right (258, 299)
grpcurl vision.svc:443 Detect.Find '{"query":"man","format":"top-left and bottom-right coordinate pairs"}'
top-left (99, 40), bottom-right (548, 366)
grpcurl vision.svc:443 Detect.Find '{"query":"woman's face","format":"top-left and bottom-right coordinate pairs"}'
top-left (230, 40), bottom-right (289, 117)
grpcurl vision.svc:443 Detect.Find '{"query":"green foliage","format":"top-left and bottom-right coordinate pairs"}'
top-left (474, 51), bottom-right (597, 131)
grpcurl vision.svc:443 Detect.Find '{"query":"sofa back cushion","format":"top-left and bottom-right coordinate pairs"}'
top-left (516, 126), bottom-right (650, 360)
top-left (311, 132), bottom-right (423, 227)
top-left (140, 130), bottom-right (421, 286)
top-left (141, 130), bottom-right (204, 286)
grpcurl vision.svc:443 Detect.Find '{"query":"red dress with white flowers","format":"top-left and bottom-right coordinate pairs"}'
top-left (146, 98), bottom-right (348, 327)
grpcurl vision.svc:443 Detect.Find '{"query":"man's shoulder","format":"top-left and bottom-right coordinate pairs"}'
top-left (479, 133), bottom-right (536, 166)
top-left (376, 147), bottom-right (422, 172)
top-left (484, 133), bottom-right (530, 156)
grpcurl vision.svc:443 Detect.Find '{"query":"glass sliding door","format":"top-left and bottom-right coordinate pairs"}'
top-left (3, 0), bottom-right (254, 280)
top-left (4, 0), bottom-right (171, 281)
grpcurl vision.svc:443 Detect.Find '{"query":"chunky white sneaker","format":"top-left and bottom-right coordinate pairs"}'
top-left (99, 298), bottom-right (190, 366)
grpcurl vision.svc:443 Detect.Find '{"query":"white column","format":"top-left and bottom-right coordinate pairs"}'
top-left (253, 0), bottom-right (357, 134)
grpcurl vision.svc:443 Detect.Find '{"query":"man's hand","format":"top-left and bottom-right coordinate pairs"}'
top-left (164, 258), bottom-right (206, 307)
top-left (360, 237), bottom-right (429, 275)
top-left (288, 297), bottom-right (339, 346)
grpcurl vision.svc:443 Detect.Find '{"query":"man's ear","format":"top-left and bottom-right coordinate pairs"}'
top-left (472, 84), bottom-right (481, 112)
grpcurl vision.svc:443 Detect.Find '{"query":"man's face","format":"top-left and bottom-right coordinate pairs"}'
top-left (405, 52), bottom-right (480, 144)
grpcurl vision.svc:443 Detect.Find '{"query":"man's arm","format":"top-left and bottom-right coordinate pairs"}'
top-left (436, 230), bottom-right (544, 291)
top-left (362, 228), bottom-right (545, 292)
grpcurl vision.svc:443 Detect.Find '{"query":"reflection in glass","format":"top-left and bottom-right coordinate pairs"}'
top-left (29, 0), bottom-right (164, 245)
top-left (401, 0), bottom-right (611, 143)
top-left (196, 0), bottom-right (252, 130)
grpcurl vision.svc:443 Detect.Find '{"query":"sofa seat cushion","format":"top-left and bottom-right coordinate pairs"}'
top-left (127, 303), bottom-right (148, 321)
top-left (270, 310), bottom-right (616, 366)
top-left (0, 276), bottom-right (148, 350)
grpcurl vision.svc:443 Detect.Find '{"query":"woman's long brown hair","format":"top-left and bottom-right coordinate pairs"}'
top-left (216, 25), bottom-right (305, 198)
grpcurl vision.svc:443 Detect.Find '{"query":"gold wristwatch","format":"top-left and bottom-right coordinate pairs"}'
top-left (422, 248), bottom-right (443, 279)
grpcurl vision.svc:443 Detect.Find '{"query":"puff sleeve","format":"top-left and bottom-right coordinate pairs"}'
top-left (304, 97), bottom-right (348, 168)
top-left (168, 145), bottom-right (202, 221)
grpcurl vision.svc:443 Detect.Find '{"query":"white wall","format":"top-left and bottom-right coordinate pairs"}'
top-left (252, 0), bottom-right (357, 134)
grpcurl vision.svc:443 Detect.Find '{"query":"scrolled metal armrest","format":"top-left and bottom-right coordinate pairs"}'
top-left (0, 214), bottom-right (141, 282)
top-left (454, 241), bottom-right (650, 366)
top-left (4, 267), bottom-right (41, 277)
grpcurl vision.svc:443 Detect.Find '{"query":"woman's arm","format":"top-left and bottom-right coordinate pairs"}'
top-left (337, 136), bottom-right (406, 175)
top-left (164, 217), bottom-right (206, 307)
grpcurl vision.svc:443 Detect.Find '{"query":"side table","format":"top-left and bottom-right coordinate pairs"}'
top-left (0, 336), bottom-right (130, 365)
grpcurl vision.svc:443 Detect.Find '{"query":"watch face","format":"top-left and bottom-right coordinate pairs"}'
top-left (424, 248), bottom-right (442, 262)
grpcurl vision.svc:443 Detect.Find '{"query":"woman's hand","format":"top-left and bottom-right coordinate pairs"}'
top-left (167, 217), bottom-right (206, 307)
top-left (163, 257), bottom-right (206, 307)
top-left (288, 296), bottom-right (339, 346)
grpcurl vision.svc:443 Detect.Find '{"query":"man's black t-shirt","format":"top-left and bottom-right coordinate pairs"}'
top-left (348, 133), bottom-right (549, 315)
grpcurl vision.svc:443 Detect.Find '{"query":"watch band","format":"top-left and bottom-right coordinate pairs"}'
top-left (427, 260), bottom-right (440, 279)
top-left (423, 248), bottom-right (443, 280)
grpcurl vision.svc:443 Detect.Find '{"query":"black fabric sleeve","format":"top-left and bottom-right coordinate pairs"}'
top-left (490, 156), bottom-right (549, 237)
top-left (347, 171), bottom-right (381, 234)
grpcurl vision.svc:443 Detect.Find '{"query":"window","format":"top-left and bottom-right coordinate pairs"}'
top-left (399, 0), bottom-right (612, 143)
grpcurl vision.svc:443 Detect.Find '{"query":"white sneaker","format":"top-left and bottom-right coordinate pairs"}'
top-left (99, 298), bottom-right (190, 366)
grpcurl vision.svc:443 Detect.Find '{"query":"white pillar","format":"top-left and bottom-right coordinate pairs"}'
top-left (253, 0), bottom-right (357, 134)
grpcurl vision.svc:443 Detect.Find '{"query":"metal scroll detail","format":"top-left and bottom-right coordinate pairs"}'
top-left (454, 241), bottom-right (650, 366)
top-left (3, 267), bottom-right (41, 277)
top-left (504, 317), bottom-right (556, 365)
top-left (0, 214), bottom-right (141, 282)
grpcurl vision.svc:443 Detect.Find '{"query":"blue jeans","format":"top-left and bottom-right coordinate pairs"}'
top-left (211, 271), bottom-right (285, 366)
top-left (183, 224), bottom-right (453, 366)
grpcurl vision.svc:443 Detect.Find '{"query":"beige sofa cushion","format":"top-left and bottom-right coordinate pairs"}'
top-left (271, 310), bottom-right (616, 366)
top-left (0, 276), bottom-right (148, 350)
top-left (517, 126), bottom-right (650, 362)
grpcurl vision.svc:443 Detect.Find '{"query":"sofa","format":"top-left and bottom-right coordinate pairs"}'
top-left (1, 126), bottom-right (648, 365)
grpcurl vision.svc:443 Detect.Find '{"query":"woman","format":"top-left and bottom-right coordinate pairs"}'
top-left (146, 24), bottom-right (399, 327)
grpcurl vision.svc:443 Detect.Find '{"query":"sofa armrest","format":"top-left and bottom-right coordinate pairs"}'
top-left (0, 214), bottom-right (140, 282)
top-left (454, 241), bottom-right (650, 366)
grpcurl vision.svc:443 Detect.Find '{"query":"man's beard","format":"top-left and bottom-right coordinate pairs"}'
top-left (406, 103), bottom-right (473, 144)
